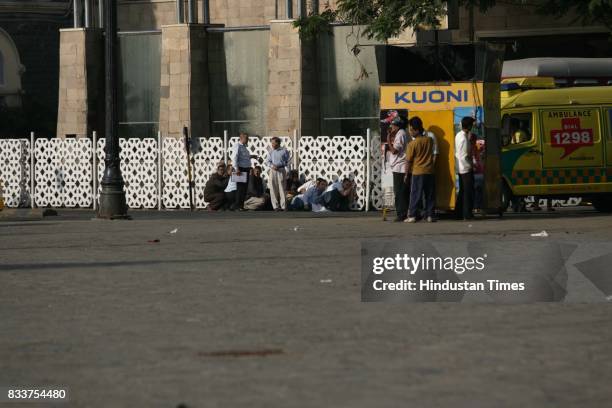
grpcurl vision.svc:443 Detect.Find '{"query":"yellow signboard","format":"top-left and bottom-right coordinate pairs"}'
top-left (541, 109), bottom-right (603, 168)
top-left (380, 82), bottom-right (484, 111)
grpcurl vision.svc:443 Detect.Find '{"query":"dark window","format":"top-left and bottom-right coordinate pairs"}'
top-left (502, 113), bottom-right (532, 146)
top-left (0, 50), bottom-right (4, 85)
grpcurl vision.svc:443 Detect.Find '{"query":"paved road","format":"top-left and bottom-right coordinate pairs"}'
top-left (1, 209), bottom-right (611, 407)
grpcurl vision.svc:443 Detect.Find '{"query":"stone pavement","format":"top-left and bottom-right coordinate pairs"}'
top-left (1, 209), bottom-right (611, 407)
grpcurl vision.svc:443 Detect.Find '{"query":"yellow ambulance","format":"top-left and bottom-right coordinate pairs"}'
top-left (500, 78), bottom-right (612, 212)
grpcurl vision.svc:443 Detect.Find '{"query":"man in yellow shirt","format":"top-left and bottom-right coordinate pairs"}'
top-left (405, 117), bottom-right (436, 223)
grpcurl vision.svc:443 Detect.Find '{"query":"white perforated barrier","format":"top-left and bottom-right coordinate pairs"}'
top-left (35, 138), bottom-right (92, 208)
top-left (6, 133), bottom-right (583, 211)
top-left (97, 138), bottom-right (159, 209)
top-left (193, 137), bottom-right (225, 208)
top-left (0, 139), bottom-right (31, 207)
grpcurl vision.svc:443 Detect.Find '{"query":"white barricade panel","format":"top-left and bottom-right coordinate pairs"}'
top-left (298, 136), bottom-right (366, 210)
top-left (98, 138), bottom-right (159, 209)
top-left (62, 138), bottom-right (92, 208)
top-left (193, 137), bottom-right (225, 208)
top-left (162, 137), bottom-right (190, 209)
top-left (35, 138), bottom-right (91, 208)
top-left (0, 139), bottom-right (31, 207)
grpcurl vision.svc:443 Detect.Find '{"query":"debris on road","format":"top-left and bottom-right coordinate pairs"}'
top-left (531, 230), bottom-right (549, 237)
top-left (293, 226), bottom-right (300, 231)
top-left (148, 239), bottom-right (160, 243)
top-left (197, 349), bottom-right (284, 358)
top-left (320, 279), bottom-right (333, 283)
top-left (169, 228), bottom-right (178, 234)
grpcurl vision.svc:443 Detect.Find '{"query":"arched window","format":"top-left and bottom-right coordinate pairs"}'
top-left (0, 50), bottom-right (4, 85)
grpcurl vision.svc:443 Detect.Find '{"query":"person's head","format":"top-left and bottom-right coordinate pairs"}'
top-left (289, 169), bottom-right (299, 181)
top-left (216, 162), bottom-right (226, 176)
top-left (253, 165), bottom-right (262, 177)
top-left (271, 136), bottom-right (281, 149)
top-left (461, 117), bottom-right (475, 131)
top-left (239, 132), bottom-right (249, 144)
top-left (408, 117), bottom-right (424, 137)
top-left (342, 177), bottom-right (353, 190)
top-left (390, 116), bottom-right (402, 131)
top-left (316, 178), bottom-right (328, 191)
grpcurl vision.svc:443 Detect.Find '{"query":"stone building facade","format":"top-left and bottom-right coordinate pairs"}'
top-left (55, 0), bottom-right (611, 139)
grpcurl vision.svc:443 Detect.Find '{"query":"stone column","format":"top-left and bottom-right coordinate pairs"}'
top-left (56, 28), bottom-right (104, 138)
top-left (159, 24), bottom-right (211, 139)
top-left (266, 20), bottom-right (319, 137)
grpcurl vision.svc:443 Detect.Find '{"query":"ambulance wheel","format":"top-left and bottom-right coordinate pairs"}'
top-left (592, 196), bottom-right (612, 213)
top-left (500, 183), bottom-right (512, 213)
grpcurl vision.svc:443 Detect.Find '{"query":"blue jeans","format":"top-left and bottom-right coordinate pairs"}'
top-left (409, 174), bottom-right (435, 218)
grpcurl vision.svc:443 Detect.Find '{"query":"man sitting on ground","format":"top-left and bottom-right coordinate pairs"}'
top-left (204, 162), bottom-right (229, 211)
top-left (322, 177), bottom-right (356, 211)
top-left (285, 170), bottom-right (302, 205)
top-left (243, 165), bottom-right (270, 210)
top-left (224, 164), bottom-right (237, 210)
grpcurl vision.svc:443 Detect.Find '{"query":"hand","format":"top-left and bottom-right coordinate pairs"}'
top-left (272, 165), bottom-right (278, 171)
top-left (236, 171), bottom-right (242, 176)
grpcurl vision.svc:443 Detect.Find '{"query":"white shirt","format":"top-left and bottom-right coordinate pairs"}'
top-left (426, 131), bottom-right (439, 156)
top-left (224, 179), bottom-right (237, 193)
top-left (389, 129), bottom-right (408, 174)
top-left (325, 180), bottom-right (343, 193)
top-left (455, 130), bottom-right (473, 174)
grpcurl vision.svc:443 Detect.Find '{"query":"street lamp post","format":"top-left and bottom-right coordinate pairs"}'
top-left (97, 0), bottom-right (128, 219)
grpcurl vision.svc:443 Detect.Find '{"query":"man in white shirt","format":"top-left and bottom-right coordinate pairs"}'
top-left (387, 117), bottom-right (410, 222)
top-left (230, 132), bottom-right (258, 210)
top-left (455, 117), bottom-right (475, 220)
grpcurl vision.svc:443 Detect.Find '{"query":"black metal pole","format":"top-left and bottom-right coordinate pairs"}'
top-left (98, 0), bottom-right (128, 219)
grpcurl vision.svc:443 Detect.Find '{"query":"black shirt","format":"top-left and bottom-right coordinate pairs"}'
top-left (247, 175), bottom-right (264, 198)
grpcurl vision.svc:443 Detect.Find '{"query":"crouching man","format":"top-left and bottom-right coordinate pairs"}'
top-left (290, 178), bottom-right (328, 211)
top-left (204, 162), bottom-right (229, 211)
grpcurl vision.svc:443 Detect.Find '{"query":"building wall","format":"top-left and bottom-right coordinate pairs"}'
top-left (118, 0), bottom-right (607, 35)
top-left (453, 2), bottom-right (607, 41)
top-left (117, 0), bottom-right (336, 30)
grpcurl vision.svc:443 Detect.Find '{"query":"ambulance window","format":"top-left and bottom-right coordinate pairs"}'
top-left (502, 113), bottom-right (532, 145)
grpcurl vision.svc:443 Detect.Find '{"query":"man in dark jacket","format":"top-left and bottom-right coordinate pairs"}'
top-left (244, 166), bottom-right (270, 210)
top-left (204, 162), bottom-right (229, 211)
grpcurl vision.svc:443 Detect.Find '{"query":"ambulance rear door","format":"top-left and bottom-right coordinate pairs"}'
top-left (605, 106), bottom-right (612, 167)
top-left (540, 108), bottom-right (604, 169)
